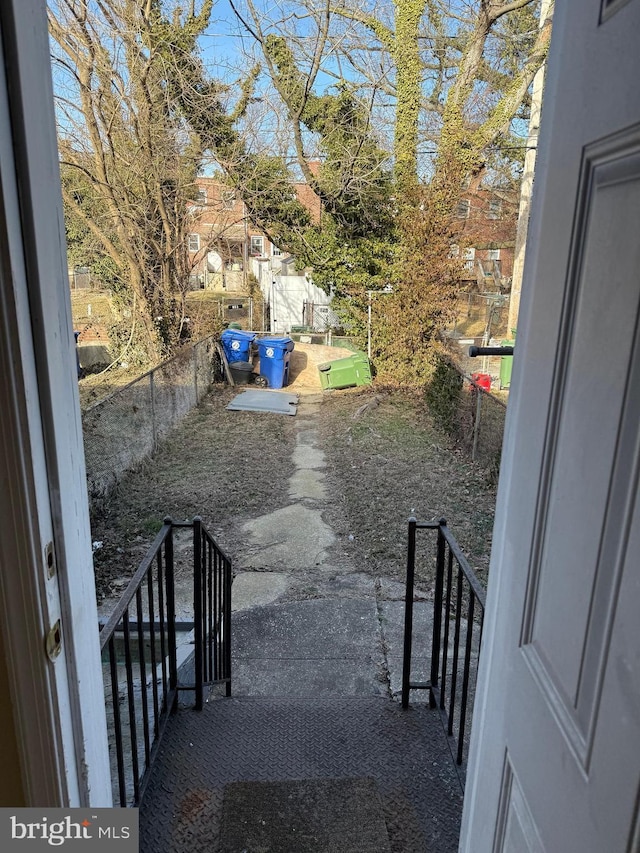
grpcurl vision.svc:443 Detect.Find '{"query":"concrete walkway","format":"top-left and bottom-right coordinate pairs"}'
top-left (95, 348), bottom-right (435, 700)
top-left (139, 382), bottom-right (463, 852)
top-left (228, 392), bottom-right (434, 700)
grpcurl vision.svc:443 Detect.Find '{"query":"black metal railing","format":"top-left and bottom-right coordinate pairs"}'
top-left (402, 517), bottom-right (486, 788)
top-left (99, 516), bottom-right (232, 806)
top-left (192, 516), bottom-right (232, 710)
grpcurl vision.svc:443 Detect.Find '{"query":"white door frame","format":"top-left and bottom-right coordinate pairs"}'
top-left (0, 0), bottom-right (111, 806)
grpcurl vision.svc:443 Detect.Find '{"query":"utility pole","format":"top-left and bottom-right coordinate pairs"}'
top-left (507, 0), bottom-right (554, 336)
top-left (366, 286), bottom-right (393, 360)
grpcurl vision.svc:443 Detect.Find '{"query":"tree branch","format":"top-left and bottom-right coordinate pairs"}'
top-left (488, 0), bottom-right (538, 25)
top-left (328, 4), bottom-right (396, 54)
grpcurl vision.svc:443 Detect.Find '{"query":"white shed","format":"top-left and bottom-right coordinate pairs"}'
top-left (252, 257), bottom-right (333, 334)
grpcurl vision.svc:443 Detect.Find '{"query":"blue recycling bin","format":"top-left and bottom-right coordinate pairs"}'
top-left (220, 328), bottom-right (256, 364)
top-left (74, 331), bottom-right (81, 377)
top-left (256, 336), bottom-right (294, 389)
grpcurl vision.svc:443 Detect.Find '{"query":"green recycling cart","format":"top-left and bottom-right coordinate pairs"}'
top-left (499, 337), bottom-right (515, 389)
top-left (318, 351), bottom-right (372, 390)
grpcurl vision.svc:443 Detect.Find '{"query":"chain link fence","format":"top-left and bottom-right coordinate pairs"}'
top-left (82, 336), bottom-right (218, 497)
top-left (426, 354), bottom-right (508, 482)
top-left (449, 342), bottom-right (504, 381)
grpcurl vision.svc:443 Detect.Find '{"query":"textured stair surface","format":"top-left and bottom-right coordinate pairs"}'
top-left (220, 777), bottom-right (391, 852)
top-left (139, 695), bottom-right (463, 853)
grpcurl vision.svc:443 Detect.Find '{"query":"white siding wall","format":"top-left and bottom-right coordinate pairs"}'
top-left (252, 258), bottom-right (332, 333)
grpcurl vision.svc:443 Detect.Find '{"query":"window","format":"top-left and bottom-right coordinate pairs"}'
top-left (487, 199), bottom-right (502, 219)
top-left (449, 244), bottom-right (460, 258)
top-left (463, 247), bottom-right (476, 270)
top-left (250, 235), bottom-right (264, 256)
top-left (456, 198), bottom-right (470, 219)
top-left (194, 188), bottom-right (207, 205)
top-left (222, 191), bottom-right (235, 210)
top-left (272, 244), bottom-right (282, 256)
top-left (487, 248), bottom-right (501, 260)
top-left (188, 233), bottom-right (200, 252)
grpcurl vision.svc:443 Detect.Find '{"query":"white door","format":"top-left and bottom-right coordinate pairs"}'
top-left (461, 2), bottom-right (640, 851)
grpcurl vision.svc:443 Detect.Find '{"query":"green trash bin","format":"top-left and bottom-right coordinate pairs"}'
top-left (499, 338), bottom-right (515, 389)
top-left (317, 351), bottom-right (372, 390)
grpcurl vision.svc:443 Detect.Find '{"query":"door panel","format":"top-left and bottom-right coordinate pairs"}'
top-left (494, 759), bottom-right (544, 853)
top-left (524, 136), bottom-right (640, 762)
top-left (461, 2), bottom-right (640, 850)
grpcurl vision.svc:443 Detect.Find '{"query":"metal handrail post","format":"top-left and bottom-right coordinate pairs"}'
top-left (193, 516), bottom-right (203, 710)
top-left (401, 517), bottom-right (417, 708)
top-left (458, 594), bottom-right (476, 765)
top-left (164, 517), bottom-right (178, 708)
top-left (224, 556), bottom-right (232, 697)
top-left (430, 519), bottom-right (447, 708)
top-left (108, 635), bottom-right (126, 806)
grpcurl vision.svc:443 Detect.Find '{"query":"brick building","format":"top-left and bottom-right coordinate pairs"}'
top-left (186, 177), bottom-right (260, 293)
top-left (450, 170), bottom-right (519, 292)
top-left (187, 174), bottom-right (322, 295)
top-left (187, 171), bottom-right (333, 333)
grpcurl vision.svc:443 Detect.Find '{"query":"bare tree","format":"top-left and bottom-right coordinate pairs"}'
top-left (434, 1), bottom-right (553, 185)
top-left (231, 1), bottom-right (552, 192)
top-left (227, 2), bottom-right (552, 370)
top-left (49, 0), bottom-right (231, 363)
top-left (227, 0), bottom-right (393, 216)
top-left (327, 0), bottom-right (552, 191)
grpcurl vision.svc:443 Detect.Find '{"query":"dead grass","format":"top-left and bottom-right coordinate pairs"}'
top-left (317, 391), bottom-right (496, 587)
top-left (71, 290), bottom-right (114, 326)
top-left (90, 384), bottom-right (497, 601)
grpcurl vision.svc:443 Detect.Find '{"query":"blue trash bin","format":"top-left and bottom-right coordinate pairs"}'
top-left (220, 328), bottom-right (256, 365)
top-left (256, 336), bottom-right (295, 389)
top-left (74, 331), bottom-right (81, 377)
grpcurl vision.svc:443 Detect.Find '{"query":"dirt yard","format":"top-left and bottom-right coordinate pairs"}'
top-left (90, 348), bottom-right (498, 603)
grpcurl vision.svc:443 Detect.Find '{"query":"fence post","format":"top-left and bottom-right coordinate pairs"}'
top-left (402, 517), bottom-right (418, 709)
top-left (472, 386), bottom-right (482, 462)
top-left (193, 344), bottom-right (199, 404)
top-left (150, 371), bottom-right (157, 451)
top-left (193, 516), bottom-right (203, 711)
top-left (430, 519), bottom-right (447, 708)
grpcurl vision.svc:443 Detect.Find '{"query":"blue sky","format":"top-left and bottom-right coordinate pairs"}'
top-left (199, 1), bottom-right (259, 75)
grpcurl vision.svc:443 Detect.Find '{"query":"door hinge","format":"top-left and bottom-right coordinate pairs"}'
top-left (45, 541), bottom-right (56, 578)
top-left (45, 619), bottom-right (62, 661)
